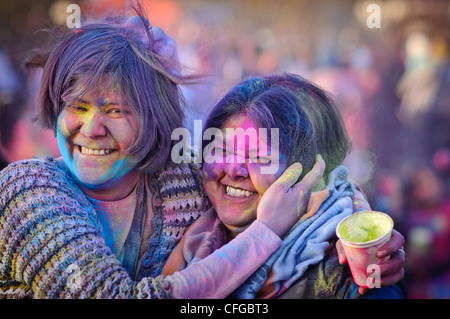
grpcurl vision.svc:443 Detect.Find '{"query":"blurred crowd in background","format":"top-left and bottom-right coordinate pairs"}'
top-left (0, 0), bottom-right (449, 299)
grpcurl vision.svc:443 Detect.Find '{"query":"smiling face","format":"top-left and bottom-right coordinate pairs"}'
top-left (203, 112), bottom-right (288, 236)
top-left (56, 80), bottom-right (141, 198)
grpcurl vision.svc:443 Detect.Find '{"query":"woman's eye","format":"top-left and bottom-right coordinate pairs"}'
top-left (248, 155), bottom-right (266, 164)
top-left (69, 105), bottom-right (88, 112)
top-left (248, 153), bottom-right (271, 164)
top-left (257, 156), bottom-right (271, 164)
top-left (106, 108), bottom-right (123, 117)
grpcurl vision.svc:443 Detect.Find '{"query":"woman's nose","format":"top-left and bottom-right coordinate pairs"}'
top-left (80, 114), bottom-right (107, 137)
top-left (223, 162), bottom-right (249, 180)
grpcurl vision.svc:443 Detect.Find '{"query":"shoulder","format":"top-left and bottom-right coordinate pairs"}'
top-left (0, 156), bottom-right (90, 209)
top-left (162, 207), bottom-right (225, 275)
top-left (1, 156), bottom-right (60, 200)
top-left (0, 156), bottom-right (102, 244)
top-left (1, 155), bottom-right (58, 176)
top-left (1, 156), bottom-right (69, 188)
top-left (151, 161), bottom-right (211, 209)
top-left (1, 156), bottom-right (65, 183)
top-left (183, 207), bottom-right (226, 251)
top-left (155, 162), bottom-right (204, 186)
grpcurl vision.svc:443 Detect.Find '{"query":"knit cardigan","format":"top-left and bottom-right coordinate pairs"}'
top-left (0, 156), bottom-right (281, 298)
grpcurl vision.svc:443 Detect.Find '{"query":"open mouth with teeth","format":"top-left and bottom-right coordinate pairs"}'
top-left (225, 185), bottom-right (257, 198)
top-left (79, 145), bottom-right (117, 156)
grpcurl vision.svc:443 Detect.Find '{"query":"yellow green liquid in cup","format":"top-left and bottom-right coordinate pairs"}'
top-left (338, 213), bottom-right (391, 243)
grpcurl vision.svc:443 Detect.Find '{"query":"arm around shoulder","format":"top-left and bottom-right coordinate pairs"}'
top-left (1, 158), bottom-right (281, 298)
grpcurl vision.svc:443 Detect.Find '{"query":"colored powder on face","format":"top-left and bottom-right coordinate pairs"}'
top-left (58, 116), bottom-right (70, 137)
top-left (338, 212), bottom-right (392, 243)
top-left (56, 113), bottom-right (139, 189)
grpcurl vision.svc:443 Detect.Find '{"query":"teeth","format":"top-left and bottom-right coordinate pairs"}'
top-left (226, 185), bottom-right (255, 198)
top-left (80, 146), bottom-right (114, 156)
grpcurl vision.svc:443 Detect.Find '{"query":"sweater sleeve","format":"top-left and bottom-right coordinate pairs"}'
top-left (0, 158), bottom-right (281, 298)
top-left (166, 220), bottom-right (281, 298)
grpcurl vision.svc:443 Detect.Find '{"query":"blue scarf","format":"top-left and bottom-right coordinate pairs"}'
top-left (235, 165), bottom-right (356, 298)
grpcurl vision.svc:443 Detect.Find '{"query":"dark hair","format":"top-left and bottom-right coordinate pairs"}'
top-left (26, 14), bottom-right (196, 174)
top-left (203, 73), bottom-right (352, 179)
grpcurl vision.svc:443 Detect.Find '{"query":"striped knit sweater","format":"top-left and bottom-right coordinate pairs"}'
top-left (0, 156), bottom-right (210, 298)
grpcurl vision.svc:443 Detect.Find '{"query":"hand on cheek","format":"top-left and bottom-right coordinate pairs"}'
top-left (257, 155), bottom-right (326, 238)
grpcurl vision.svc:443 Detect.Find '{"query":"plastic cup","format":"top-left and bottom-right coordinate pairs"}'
top-left (336, 211), bottom-right (394, 288)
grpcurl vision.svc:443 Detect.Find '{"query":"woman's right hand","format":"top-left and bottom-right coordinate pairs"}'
top-left (124, 17), bottom-right (181, 76)
top-left (256, 155), bottom-right (326, 238)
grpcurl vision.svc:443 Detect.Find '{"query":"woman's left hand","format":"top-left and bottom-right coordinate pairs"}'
top-left (257, 155), bottom-right (326, 239)
top-left (336, 229), bottom-right (406, 295)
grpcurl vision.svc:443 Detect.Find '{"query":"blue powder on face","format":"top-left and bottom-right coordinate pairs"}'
top-left (56, 114), bottom-right (138, 190)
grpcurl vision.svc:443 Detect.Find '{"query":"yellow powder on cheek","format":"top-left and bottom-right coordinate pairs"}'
top-left (84, 112), bottom-right (94, 123)
top-left (58, 117), bottom-right (71, 138)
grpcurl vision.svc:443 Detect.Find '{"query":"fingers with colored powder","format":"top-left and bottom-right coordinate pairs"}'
top-left (257, 155), bottom-right (326, 238)
top-left (273, 162), bottom-right (303, 190)
top-left (293, 154), bottom-right (325, 216)
top-left (294, 154), bottom-right (325, 192)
